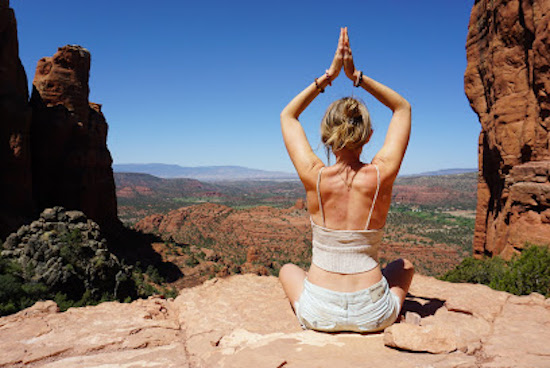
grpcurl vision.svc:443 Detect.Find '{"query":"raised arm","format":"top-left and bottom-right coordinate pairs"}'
top-left (342, 28), bottom-right (411, 180)
top-left (280, 28), bottom-right (345, 185)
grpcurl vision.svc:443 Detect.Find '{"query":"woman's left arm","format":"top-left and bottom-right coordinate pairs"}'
top-left (281, 28), bottom-right (344, 182)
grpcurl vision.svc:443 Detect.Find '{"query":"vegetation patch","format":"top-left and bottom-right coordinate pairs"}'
top-left (0, 207), bottom-right (174, 316)
top-left (441, 244), bottom-right (550, 297)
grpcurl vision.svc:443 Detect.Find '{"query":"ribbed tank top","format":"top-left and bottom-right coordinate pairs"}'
top-left (311, 165), bottom-right (384, 274)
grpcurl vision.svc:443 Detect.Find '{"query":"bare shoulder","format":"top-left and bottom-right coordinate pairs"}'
top-left (370, 158), bottom-right (398, 188)
top-left (350, 163), bottom-right (379, 190)
top-left (300, 162), bottom-right (326, 191)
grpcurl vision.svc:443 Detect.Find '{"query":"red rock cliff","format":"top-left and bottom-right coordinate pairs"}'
top-left (465, 0), bottom-right (550, 258)
top-left (0, 0), bottom-right (33, 236)
top-left (30, 45), bottom-right (119, 229)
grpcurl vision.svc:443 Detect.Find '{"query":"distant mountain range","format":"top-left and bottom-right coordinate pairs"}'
top-left (113, 164), bottom-right (298, 181)
top-left (113, 163), bottom-right (477, 181)
top-left (407, 168), bottom-right (478, 177)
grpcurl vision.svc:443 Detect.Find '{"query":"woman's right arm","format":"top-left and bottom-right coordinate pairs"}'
top-left (281, 28), bottom-right (345, 185)
top-left (342, 28), bottom-right (411, 180)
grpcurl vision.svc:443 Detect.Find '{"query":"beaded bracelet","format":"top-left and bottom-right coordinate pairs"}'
top-left (354, 71), bottom-right (363, 87)
top-left (314, 78), bottom-right (325, 93)
top-left (325, 70), bottom-right (332, 86)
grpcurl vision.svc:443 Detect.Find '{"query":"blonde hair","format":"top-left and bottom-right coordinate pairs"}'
top-left (321, 97), bottom-right (372, 154)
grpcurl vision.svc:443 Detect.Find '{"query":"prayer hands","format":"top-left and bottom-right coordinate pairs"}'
top-left (327, 28), bottom-right (345, 79)
top-left (342, 27), bottom-right (358, 81)
top-left (327, 27), bottom-right (359, 83)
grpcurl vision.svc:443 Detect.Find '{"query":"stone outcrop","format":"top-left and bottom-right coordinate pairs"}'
top-left (1, 207), bottom-right (132, 299)
top-left (0, 0), bottom-right (33, 237)
top-left (30, 45), bottom-right (119, 230)
top-left (0, 274), bottom-right (548, 367)
top-left (465, 0), bottom-right (550, 258)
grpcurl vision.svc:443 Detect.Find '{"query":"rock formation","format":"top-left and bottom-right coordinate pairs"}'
top-left (0, 1), bottom-right (120, 239)
top-left (0, 0), bottom-right (33, 237)
top-left (0, 274), bottom-right (548, 367)
top-left (30, 45), bottom-right (119, 230)
top-left (465, 0), bottom-right (550, 258)
top-left (2, 207), bottom-right (132, 300)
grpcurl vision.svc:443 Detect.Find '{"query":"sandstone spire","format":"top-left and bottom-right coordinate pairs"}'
top-left (30, 45), bottom-right (119, 230)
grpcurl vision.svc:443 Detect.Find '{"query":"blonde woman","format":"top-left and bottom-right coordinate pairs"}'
top-left (279, 28), bottom-right (414, 333)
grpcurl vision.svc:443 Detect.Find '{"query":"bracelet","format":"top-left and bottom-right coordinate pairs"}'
top-left (325, 70), bottom-right (332, 86)
top-left (314, 78), bottom-right (325, 93)
top-left (354, 71), bottom-right (363, 87)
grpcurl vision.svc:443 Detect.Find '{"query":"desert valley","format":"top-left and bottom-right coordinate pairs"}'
top-left (115, 170), bottom-right (477, 286)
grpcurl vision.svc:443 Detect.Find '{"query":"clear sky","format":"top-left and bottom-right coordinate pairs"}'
top-left (12, 0), bottom-right (478, 175)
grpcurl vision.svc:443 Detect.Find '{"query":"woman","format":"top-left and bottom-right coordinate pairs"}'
top-left (279, 28), bottom-right (414, 333)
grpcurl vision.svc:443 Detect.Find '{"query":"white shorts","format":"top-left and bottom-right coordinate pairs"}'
top-left (294, 276), bottom-right (401, 333)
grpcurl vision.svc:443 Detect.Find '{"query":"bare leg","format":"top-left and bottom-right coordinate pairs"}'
top-left (382, 258), bottom-right (415, 307)
top-left (278, 263), bottom-right (307, 311)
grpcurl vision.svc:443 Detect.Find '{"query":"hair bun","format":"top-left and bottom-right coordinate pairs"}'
top-left (350, 115), bottom-right (362, 125)
top-left (321, 97), bottom-right (372, 152)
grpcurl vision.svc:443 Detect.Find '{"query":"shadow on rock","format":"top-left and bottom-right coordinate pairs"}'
top-left (401, 294), bottom-right (445, 318)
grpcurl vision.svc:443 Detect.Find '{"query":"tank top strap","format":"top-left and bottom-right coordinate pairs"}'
top-left (365, 164), bottom-right (381, 230)
top-left (316, 167), bottom-right (325, 227)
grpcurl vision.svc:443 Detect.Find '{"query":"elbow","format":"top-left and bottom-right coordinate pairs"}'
top-left (394, 99), bottom-right (411, 114)
top-left (399, 98), bottom-right (411, 112)
top-left (280, 106), bottom-right (295, 120)
top-left (280, 112), bottom-right (298, 125)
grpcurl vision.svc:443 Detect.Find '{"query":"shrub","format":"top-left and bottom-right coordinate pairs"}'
top-left (146, 265), bottom-right (165, 284)
top-left (441, 244), bottom-right (550, 297)
top-left (0, 257), bottom-right (49, 316)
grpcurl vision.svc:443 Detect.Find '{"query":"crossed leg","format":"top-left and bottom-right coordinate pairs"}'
top-left (382, 258), bottom-right (415, 307)
top-left (278, 263), bottom-right (307, 311)
top-left (279, 259), bottom-right (414, 313)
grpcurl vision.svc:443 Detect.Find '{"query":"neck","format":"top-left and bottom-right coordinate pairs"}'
top-left (334, 148), bottom-right (362, 167)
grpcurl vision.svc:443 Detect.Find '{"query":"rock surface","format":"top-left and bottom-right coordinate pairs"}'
top-left (465, 0), bottom-right (550, 257)
top-left (1, 274), bottom-right (549, 367)
top-left (0, 0), bottom-right (33, 237)
top-left (30, 45), bottom-right (119, 231)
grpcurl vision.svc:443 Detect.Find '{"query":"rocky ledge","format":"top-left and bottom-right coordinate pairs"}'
top-left (0, 274), bottom-right (548, 367)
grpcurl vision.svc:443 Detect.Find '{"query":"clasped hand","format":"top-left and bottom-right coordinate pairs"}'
top-left (327, 27), bottom-right (359, 83)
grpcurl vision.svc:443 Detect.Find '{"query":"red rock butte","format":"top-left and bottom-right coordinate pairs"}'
top-left (29, 44), bottom-right (119, 230)
top-left (465, 0), bottom-right (550, 258)
top-left (0, 0), bottom-right (120, 239)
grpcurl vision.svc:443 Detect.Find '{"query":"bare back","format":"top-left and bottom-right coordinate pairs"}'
top-left (306, 162), bottom-right (393, 292)
top-left (307, 163), bottom-right (391, 230)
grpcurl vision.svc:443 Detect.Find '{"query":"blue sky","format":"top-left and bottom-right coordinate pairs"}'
top-left (12, 0), bottom-right (478, 175)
